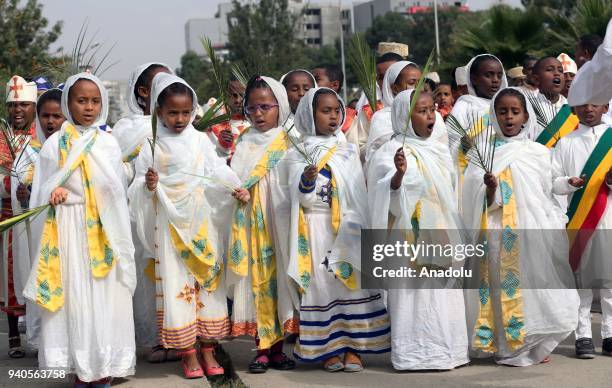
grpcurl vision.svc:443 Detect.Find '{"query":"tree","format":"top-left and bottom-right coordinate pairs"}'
top-left (0, 0), bottom-right (62, 117)
top-left (545, 0), bottom-right (612, 50)
top-left (226, 0), bottom-right (305, 78)
top-left (449, 5), bottom-right (552, 69)
top-left (364, 8), bottom-right (464, 80)
top-left (0, 0), bottom-right (62, 77)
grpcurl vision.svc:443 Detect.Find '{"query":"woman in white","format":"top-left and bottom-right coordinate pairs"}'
top-left (112, 62), bottom-right (176, 361)
top-left (462, 87), bottom-right (578, 366)
top-left (129, 73), bottom-right (239, 378)
top-left (23, 73), bottom-right (136, 386)
top-left (368, 89), bottom-right (469, 370)
top-left (288, 87), bottom-right (390, 371)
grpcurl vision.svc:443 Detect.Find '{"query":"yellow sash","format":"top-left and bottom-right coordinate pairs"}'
top-left (34, 124), bottom-right (116, 312)
top-left (228, 130), bottom-right (288, 349)
top-left (473, 167), bottom-right (525, 352)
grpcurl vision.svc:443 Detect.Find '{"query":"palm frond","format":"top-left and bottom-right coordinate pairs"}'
top-left (231, 63), bottom-right (250, 88)
top-left (348, 35), bottom-right (377, 112)
top-left (181, 172), bottom-right (236, 192)
top-left (402, 50), bottom-right (435, 147)
top-left (447, 113), bottom-right (496, 173)
top-left (149, 108), bottom-right (158, 164)
top-left (0, 204), bottom-right (50, 233)
top-left (201, 37), bottom-right (230, 114)
top-left (193, 99), bottom-right (231, 132)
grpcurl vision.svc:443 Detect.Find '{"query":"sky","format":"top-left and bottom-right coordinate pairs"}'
top-left (38, 0), bottom-right (356, 81)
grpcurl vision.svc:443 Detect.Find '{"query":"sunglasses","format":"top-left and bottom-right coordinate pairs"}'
top-left (244, 103), bottom-right (279, 115)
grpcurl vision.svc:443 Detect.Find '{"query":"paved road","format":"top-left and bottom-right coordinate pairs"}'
top-left (0, 314), bottom-right (609, 387)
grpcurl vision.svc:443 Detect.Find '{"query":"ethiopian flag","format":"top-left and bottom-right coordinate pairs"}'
top-left (566, 128), bottom-right (612, 271)
top-left (536, 104), bottom-right (579, 148)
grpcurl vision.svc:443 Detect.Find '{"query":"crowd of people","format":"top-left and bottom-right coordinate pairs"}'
top-left (0, 18), bottom-right (611, 388)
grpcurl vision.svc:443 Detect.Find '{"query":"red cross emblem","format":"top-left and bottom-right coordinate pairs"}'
top-left (559, 54), bottom-right (572, 70)
top-left (9, 76), bottom-right (23, 99)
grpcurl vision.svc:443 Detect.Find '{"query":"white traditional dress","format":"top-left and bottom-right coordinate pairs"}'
top-left (288, 88), bottom-right (390, 362)
top-left (113, 62), bottom-right (172, 347)
top-left (552, 122), bottom-right (612, 341)
top-left (463, 87), bottom-right (579, 366)
top-left (367, 89), bottom-right (469, 370)
top-left (23, 73), bottom-right (136, 382)
top-left (446, 55), bottom-right (508, 213)
top-left (227, 76), bottom-right (299, 349)
top-left (129, 73), bottom-right (238, 349)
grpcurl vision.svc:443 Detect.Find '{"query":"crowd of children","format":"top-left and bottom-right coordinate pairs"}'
top-left (0, 21), bottom-right (611, 388)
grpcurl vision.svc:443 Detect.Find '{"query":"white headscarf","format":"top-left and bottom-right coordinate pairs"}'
top-left (288, 87), bottom-right (368, 287)
top-left (129, 73), bottom-right (238, 275)
top-left (294, 87), bottom-right (346, 137)
top-left (489, 87), bottom-right (536, 142)
top-left (34, 88), bottom-right (63, 143)
top-left (465, 54), bottom-right (508, 98)
top-left (113, 63), bottom-right (173, 161)
top-left (233, 76), bottom-right (292, 180)
top-left (280, 69), bottom-right (317, 88)
top-left (61, 73), bottom-right (109, 130)
top-left (381, 61), bottom-right (416, 107)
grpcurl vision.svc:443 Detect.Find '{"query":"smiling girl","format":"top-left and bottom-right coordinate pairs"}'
top-left (289, 87), bottom-right (390, 371)
top-left (23, 73), bottom-right (136, 387)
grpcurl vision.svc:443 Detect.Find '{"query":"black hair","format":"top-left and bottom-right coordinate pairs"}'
top-left (522, 56), bottom-right (538, 68)
top-left (376, 52), bottom-right (403, 65)
top-left (424, 78), bottom-right (437, 91)
top-left (313, 63), bottom-right (344, 90)
top-left (135, 64), bottom-right (168, 108)
top-left (532, 56), bottom-right (561, 74)
top-left (312, 88), bottom-right (345, 124)
top-left (36, 89), bottom-right (63, 116)
top-left (469, 55), bottom-right (501, 78)
top-left (244, 75), bottom-right (275, 107)
top-left (578, 34), bottom-right (603, 57)
top-left (494, 88), bottom-right (528, 113)
top-left (157, 82), bottom-right (194, 108)
top-left (282, 70), bottom-right (315, 88)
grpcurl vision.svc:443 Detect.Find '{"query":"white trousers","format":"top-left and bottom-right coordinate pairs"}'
top-left (575, 289), bottom-right (612, 339)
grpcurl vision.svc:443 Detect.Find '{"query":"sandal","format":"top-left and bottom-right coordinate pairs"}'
top-left (200, 343), bottom-right (225, 377)
top-left (8, 336), bottom-right (25, 359)
top-left (343, 352), bottom-right (363, 372)
top-left (178, 348), bottom-right (204, 379)
top-left (269, 352), bottom-right (296, 370)
top-left (248, 354), bottom-right (269, 374)
top-left (323, 355), bottom-right (344, 372)
top-left (541, 356), bottom-right (551, 364)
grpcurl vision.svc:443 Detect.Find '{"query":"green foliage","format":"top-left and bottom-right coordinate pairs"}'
top-left (545, 0), bottom-right (612, 50)
top-left (175, 50), bottom-right (218, 106)
top-left (226, 0), bottom-right (305, 78)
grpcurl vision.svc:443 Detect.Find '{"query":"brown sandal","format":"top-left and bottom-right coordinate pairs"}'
top-left (323, 355), bottom-right (344, 372)
top-left (343, 352), bottom-right (363, 372)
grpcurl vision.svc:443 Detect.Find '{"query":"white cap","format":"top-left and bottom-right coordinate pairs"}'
top-left (425, 72), bottom-right (440, 84)
top-left (557, 53), bottom-right (577, 74)
top-left (455, 66), bottom-right (467, 86)
top-left (6, 75), bottom-right (37, 103)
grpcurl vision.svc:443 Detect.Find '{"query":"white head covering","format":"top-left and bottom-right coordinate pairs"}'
top-left (294, 87), bottom-right (346, 137)
top-left (489, 87), bottom-right (536, 142)
top-left (557, 53), bottom-right (578, 74)
top-left (6, 75), bottom-right (37, 103)
top-left (455, 66), bottom-right (468, 86)
top-left (381, 60), bottom-right (417, 107)
top-left (280, 69), bottom-right (317, 88)
top-left (243, 76), bottom-right (292, 129)
top-left (425, 71), bottom-right (440, 84)
top-left (61, 72), bottom-right (109, 130)
top-left (127, 62), bottom-right (173, 117)
top-left (35, 88), bottom-right (64, 142)
top-left (150, 72), bottom-right (200, 139)
top-left (465, 54), bottom-right (508, 97)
